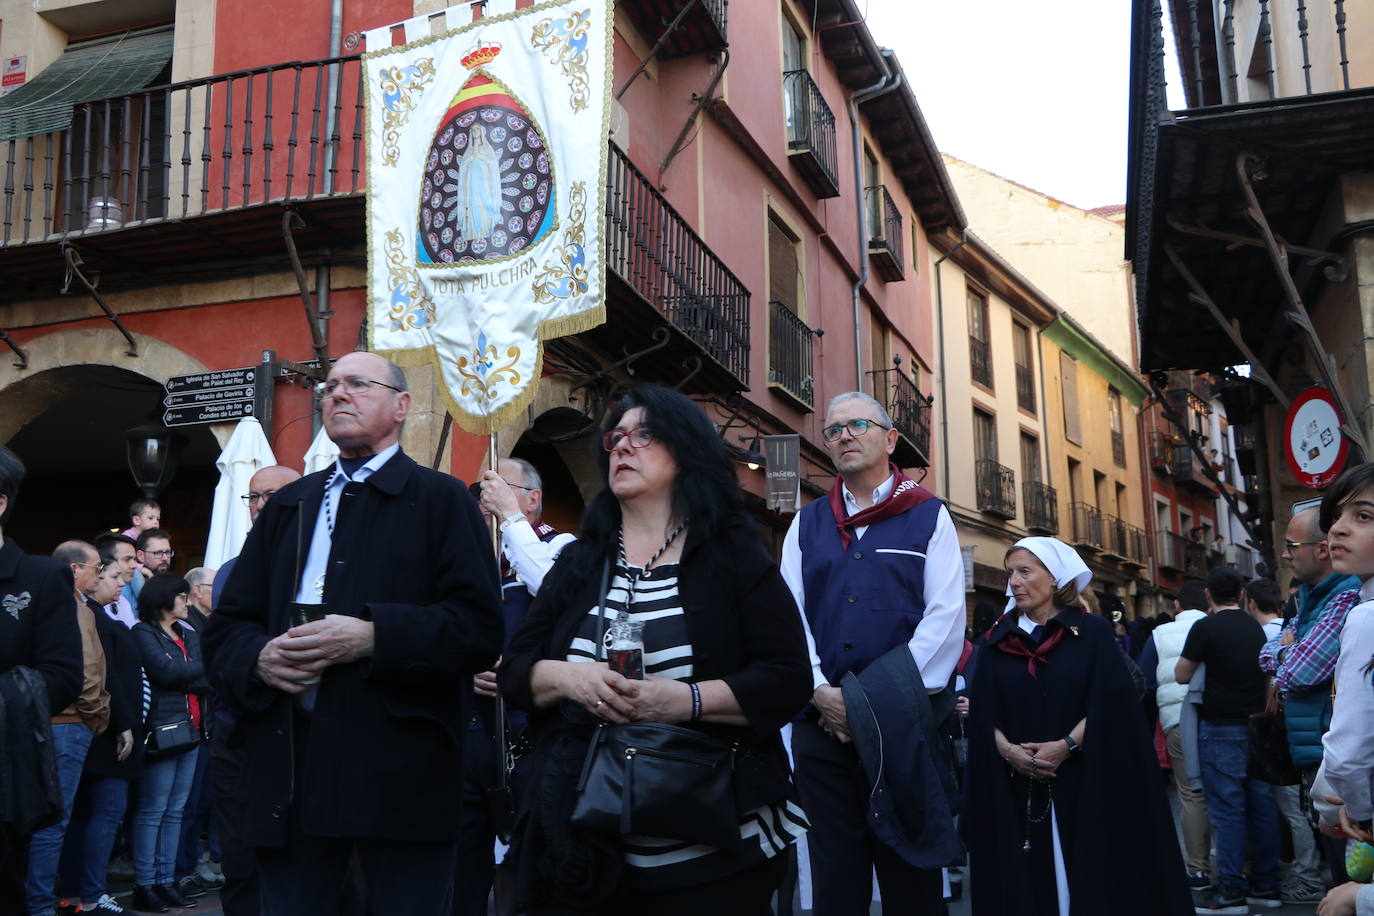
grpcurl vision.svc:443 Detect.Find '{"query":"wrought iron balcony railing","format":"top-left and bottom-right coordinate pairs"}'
top-left (1157, 530), bottom-right (1189, 572)
top-left (1148, 431), bottom-right (1177, 475)
top-left (607, 143), bottom-right (750, 386)
top-left (1169, 0), bottom-right (1365, 108)
top-left (1015, 363), bottom-right (1035, 412)
top-left (617, 0), bottom-right (728, 60)
top-left (1111, 429), bottom-right (1127, 468)
top-left (782, 69), bottom-right (839, 199)
top-left (864, 184), bottom-right (903, 281)
top-left (1124, 524), bottom-right (1150, 567)
top-left (970, 337), bottom-right (992, 389)
top-left (0, 55), bottom-right (365, 245)
top-left (976, 459), bottom-right (1016, 519)
top-left (1023, 480), bottom-right (1058, 534)
top-left (869, 366), bottom-right (930, 468)
top-left (1102, 514), bottom-right (1129, 560)
top-left (768, 299), bottom-right (813, 408)
top-left (1168, 441), bottom-right (1215, 493)
top-left (1069, 502), bottom-right (1102, 551)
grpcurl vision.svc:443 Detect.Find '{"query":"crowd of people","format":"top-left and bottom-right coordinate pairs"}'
top-left (5, 349), bottom-right (1374, 916)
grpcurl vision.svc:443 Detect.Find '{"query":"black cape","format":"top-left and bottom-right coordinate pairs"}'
top-left (963, 606), bottom-right (1191, 916)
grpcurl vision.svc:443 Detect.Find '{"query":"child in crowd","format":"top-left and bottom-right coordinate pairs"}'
top-left (1311, 463), bottom-right (1374, 916)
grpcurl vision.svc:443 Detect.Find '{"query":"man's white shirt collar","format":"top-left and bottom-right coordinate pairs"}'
top-left (1360, 577), bottom-right (1374, 602)
top-left (840, 474), bottom-right (894, 518)
top-left (331, 442), bottom-right (399, 486)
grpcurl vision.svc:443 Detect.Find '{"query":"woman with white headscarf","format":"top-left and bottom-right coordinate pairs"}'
top-left (962, 537), bottom-right (1190, 916)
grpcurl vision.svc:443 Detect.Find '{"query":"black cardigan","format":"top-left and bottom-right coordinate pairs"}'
top-left (85, 601), bottom-right (145, 778)
top-left (500, 514), bottom-right (813, 809)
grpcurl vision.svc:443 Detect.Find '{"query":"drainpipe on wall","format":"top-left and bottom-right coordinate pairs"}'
top-left (933, 231), bottom-right (968, 500)
top-left (311, 0), bottom-right (345, 436)
top-left (847, 49), bottom-right (900, 392)
top-left (1035, 323), bottom-right (1053, 491)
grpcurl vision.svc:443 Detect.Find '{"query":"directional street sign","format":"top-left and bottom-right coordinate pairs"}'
top-left (163, 367), bottom-right (257, 394)
top-left (162, 399), bottom-right (256, 427)
top-left (162, 385), bottom-right (256, 408)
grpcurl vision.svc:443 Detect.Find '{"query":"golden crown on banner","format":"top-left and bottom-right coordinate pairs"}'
top-left (460, 39), bottom-right (502, 70)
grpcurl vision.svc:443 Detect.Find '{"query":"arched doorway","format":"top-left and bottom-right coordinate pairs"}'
top-left (507, 405), bottom-right (600, 534)
top-left (0, 352), bottom-right (223, 566)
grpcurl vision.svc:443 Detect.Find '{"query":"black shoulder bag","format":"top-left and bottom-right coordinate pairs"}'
top-left (569, 557), bottom-right (740, 848)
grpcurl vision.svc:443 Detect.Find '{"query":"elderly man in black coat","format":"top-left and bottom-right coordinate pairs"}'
top-left (204, 352), bottom-right (502, 916)
top-left (0, 446), bottom-right (82, 912)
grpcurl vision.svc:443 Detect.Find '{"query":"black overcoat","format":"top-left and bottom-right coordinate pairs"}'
top-left (203, 449), bottom-right (502, 847)
top-left (963, 606), bottom-right (1191, 916)
top-left (0, 539), bottom-right (80, 714)
top-left (85, 599), bottom-right (145, 779)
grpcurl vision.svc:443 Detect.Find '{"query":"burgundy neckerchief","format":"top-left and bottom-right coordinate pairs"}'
top-left (500, 521), bottom-right (561, 579)
top-left (828, 463), bottom-right (935, 549)
top-left (993, 617), bottom-right (1068, 678)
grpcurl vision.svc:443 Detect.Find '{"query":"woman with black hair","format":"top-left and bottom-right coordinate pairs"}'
top-left (498, 384), bottom-right (813, 914)
top-left (130, 574), bottom-right (207, 912)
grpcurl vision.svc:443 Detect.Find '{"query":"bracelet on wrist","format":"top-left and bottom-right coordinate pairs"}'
top-left (689, 682), bottom-right (703, 720)
top-left (1062, 734), bottom-right (1080, 754)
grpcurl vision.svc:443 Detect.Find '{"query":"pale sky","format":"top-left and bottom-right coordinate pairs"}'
top-left (863, 0), bottom-right (1157, 211)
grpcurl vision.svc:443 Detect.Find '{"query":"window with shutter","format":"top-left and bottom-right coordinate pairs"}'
top-left (1060, 350), bottom-right (1082, 445)
top-left (768, 215), bottom-right (800, 317)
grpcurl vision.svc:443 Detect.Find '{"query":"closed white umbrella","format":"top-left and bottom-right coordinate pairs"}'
top-left (203, 418), bottom-right (276, 569)
top-left (304, 424), bottom-right (339, 475)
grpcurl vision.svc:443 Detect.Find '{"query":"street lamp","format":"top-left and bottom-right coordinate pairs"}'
top-left (125, 425), bottom-right (178, 499)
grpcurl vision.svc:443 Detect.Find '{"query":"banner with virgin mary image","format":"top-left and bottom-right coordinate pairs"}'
top-left (363, 0), bottom-right (613, 433)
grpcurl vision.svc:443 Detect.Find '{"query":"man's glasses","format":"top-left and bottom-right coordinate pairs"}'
top-left (317, 375), bottom-right (405, 399)
top-left (602, 427), bottom-right (654, 452)
top-left (74, 561), bottom-right (105, 573)
top-left (241, 489), bottom-right (280, 505)
top-left (144, 549), bottom-right (175, 559)
top-left (1283, 539), bottom-right (1323, 551)
top-left (821, 418), bottom-right (890, 442)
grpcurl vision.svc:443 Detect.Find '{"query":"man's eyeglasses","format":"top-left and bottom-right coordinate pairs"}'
top-left (1283, 539), bottom-right (1323, 551)
top-left (821, 419), bottom-right (890, 442)
top-left (74, 561), bottom-right (105, 573)
top-left (241, 489), bottom-right (280, 505)
top-left (317, 375), bottom-right (405, 399)
top-left (144, 549), bottom-right (175, 559)
top-left (602, 427), bottom-right (654, 452)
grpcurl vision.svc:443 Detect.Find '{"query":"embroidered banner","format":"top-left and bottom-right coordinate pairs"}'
top-left (364, 0), bottom-right (612, 433)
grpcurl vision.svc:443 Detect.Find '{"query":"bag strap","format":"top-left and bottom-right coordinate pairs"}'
top-left (592, 554), bottom-right (612, 663)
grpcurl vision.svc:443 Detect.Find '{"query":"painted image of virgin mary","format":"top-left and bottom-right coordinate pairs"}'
top-left (454, 126), bottom-right (504, 242)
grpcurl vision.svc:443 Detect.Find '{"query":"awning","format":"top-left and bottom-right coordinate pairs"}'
top-left (0, 28), bottom-right (174, 143)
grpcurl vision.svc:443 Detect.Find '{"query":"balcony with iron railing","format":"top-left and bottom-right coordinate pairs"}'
top-left (1023, 481), bottom-right (1058, 534)
top-left (864, 184), bottom-right (903, 282)
top-left (768, 299), bottom-right (813, 409)
top-left (605, 143), bottom-right (750, 388)
top-left (1069, 502), bottom-right (1103, 551)
top-left (0, 55), bottom-right (366, 249)
top-left (1168, 441), bottom-right (1217, 495)
top-left (617, 0), bottom-right (728, 60)
top-left (1157, 531), bottom-right (1188, 572)
top-left (783, 69), bottom-right (839, 199)
top-left (1124, 524), bottom-right (1149, 569)
top-left (970, 337), bottom-right (992, 389)
top-left (976, 459), bottom-right (1016, 520)
top-left (869, 364), bottom-right (930, 468)
top-left (1015, 363), bottom-right (1035, 412)
top-left (1102, 514), bottom-right (1129, 560)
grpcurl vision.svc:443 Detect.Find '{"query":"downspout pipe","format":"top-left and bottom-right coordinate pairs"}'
top-left (312, 0), bottom-right (344, 435)
top-left (933, 231), bottom-right (968, 499)
top-left (848, 49), bottom-right (900, 392)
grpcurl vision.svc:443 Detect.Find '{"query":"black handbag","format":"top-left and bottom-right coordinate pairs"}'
top-left (1248, 685), bottom-right (1299, 786)
top-left (568, 558), bottom-right (739, 848)
top-left (145, 717), bottom-right (199, 758)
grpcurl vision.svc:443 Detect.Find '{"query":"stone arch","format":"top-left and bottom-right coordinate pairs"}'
top-left (0, 327), bottom-right (232, 447)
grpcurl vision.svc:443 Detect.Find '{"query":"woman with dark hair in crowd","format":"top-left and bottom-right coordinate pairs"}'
top-left (963, 537), bottom-right (1190, 916)
top-left (498, 384), bottom-right (813, 914)
top-left (130, 574), bottom-right (206, 912)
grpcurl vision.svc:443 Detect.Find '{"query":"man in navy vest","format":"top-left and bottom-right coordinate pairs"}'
top-left (781, 392), bottom-right (966, 914)
top-left (454, 457), bottom-right (574, 916)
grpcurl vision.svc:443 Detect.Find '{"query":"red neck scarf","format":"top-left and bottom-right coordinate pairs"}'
top-left (995, 622), bottom-right (1067, 677)
top-left (828, 463), bottom-right (935, 548)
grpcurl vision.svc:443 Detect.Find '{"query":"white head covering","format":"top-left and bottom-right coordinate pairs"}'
top-left (1004, 536), bottom-right (1093, 614)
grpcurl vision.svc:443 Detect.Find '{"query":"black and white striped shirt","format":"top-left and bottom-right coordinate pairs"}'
top-left (566, 560), bottom-right (808, 886)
